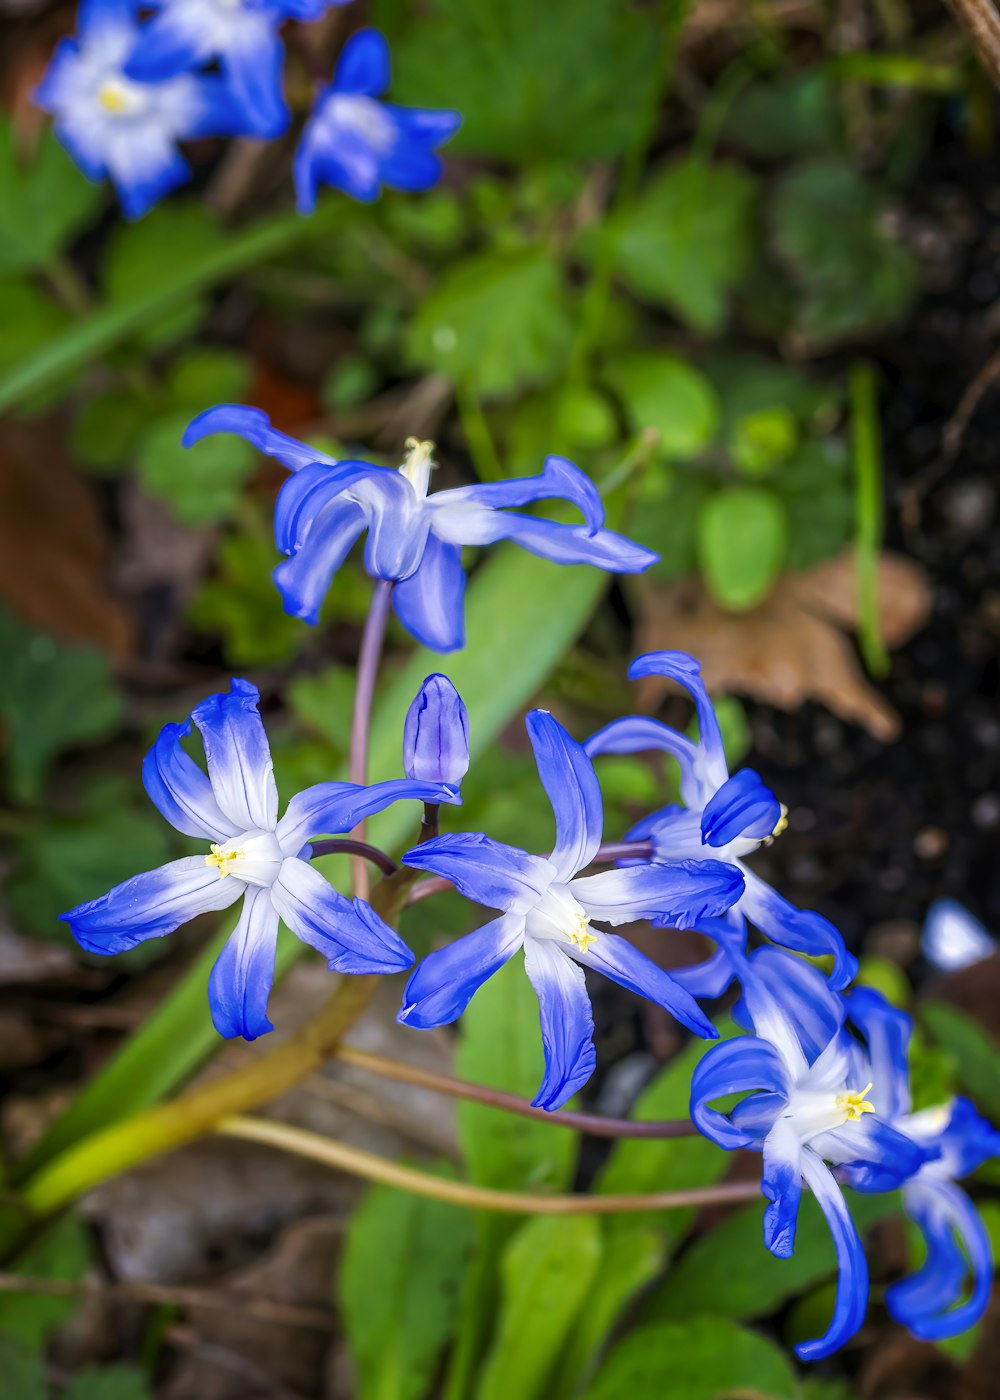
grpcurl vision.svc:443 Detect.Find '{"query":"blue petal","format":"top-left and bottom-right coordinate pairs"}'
top-left (402, 833), bottom-right (555, 915)
top-left (333, 28), bottom-right (390, 96)
top-left (398, 914), bottom-right (524, 1028)
top-left (377, 143), bottom-right (444, 194)
top-left (208, 887), bottom-right (279, 1041)
top-left (669, 914), bottom-right (746, 1000)
top-left (112, 143), bottom-right (190, 221)
top-left (384, 104), bottom-right (464, 147)
top-left (219, 22), bottom-right (289, 140)
top-left (922, 898), bottom-right (995, 973)
top-left (78, 0), bottom-right (137, 42)
top-left (358, 476), bottom-right (429, 580)
top-left (124, 9), bottom-right (209, 80)
top-left (571, 858), bottom-right (743, 928)
top-left (439, 455), bottom-right (603, 534)
top-left (452, 514), bottom-right (657, 573)
top-left (584, 715), bottom-right (699, 790)
top-left (761, 1120), bottom-right (803, 1257)
top-left (701, 769), bottom-right (781, 847)
top-left (61, 857), bottom-right (242, 954)
top-left (526, 709), bottom-right (602, 880)
top-left (274, 461), bottom-right (371, 552)
top-left (392, 532), bottom-right (466, 652)
top-left (795, 1153), bottom-right (869, 1360)
top-left (191, 679), bottom-right (278, 832)
top-left (274, 498), bottom-right (366, 624)
top-left (184, 406), bottom-right (335, 475)
top-left (844, 986), bottom-right (913, 1120)
top-left (817, 1115), bottom-right (933, 1185)
top-left (628, 651), bottom-right (729, 794)
top-left (142, 719), bottom-right (240, 842)
top-left (740, 868), bottom-right (857, 991)
top-left (572, 932), bottom-right (716, 1038)
top-left (934, 1097), bottom-right (1000, 1178)
top-left (889, 1182), bottom-right (994, 1340)
top-left (689, 1035), bottom-right (790, 1149)
top-left (270, 858), bottom-right (413, 973)
top-left (735, 946), bottom-right (846, 1066)
top-left (403, 675), bottom-right (470, 786)
top-left (523, 938), bottom-right (596, 1111)
top-left (276, 777), bottom-right (459, 857)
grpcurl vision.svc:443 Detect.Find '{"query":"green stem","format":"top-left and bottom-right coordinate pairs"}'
top-left (850, 362), bottom-right (890, 677)
top-left (456, 380), bottom-right (504, 482)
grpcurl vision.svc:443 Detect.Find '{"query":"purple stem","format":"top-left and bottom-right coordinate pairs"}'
top-left (349, 580), bottom-right (394, 900)
top-left (310, 839), bottom-right (398, 877)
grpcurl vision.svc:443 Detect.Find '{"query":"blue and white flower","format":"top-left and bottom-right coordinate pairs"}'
top-left (404, 675), bottom-right (469, 788)
top-left (846, 986), bottom-right (1000, 1340)
top-left (35, 0), bottom-right (243, 219)
top-left (921, 897), bottom-right (995, 973)
top-left (62, 678), bottom-right (458, 1040)
top-left (586, 650), bottom-right (856, 989)
top-left (182, 414), bottom-right (659, 652)
top-left (691, 948), bottom-right (931, 1359)
top-left (398, 709), bottom-right (744, 1110)
top-left (125, 0), bottom-right (347, 140)
top-left (294, 29), bottom-right (461, 210)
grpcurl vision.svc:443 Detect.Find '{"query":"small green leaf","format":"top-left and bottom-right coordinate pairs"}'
top-left (724, 72), bottom-right (838, 161)
top-left (636, 466), bottom-right (712, 582)
top-left (65, 1366), bottom-right (153, 1400)
top-left (605, 160), bottom-right (758, 332)
top-left (323, 355), bottom-right (380, 412)
top-left (605, 352), bottom-right (720, 458)
top-left (0, 608), bottom-right (123, 804)
top-left (166, 347), bottom-right (251, 412)
top-left (0, 1214), bottom-right (90, 1347)
top-left (478, 1216), bottom-right (602, 1400)
top-left (731, 408), bottom-right (799, 475)
top-left (584, 1317), bottom-right (798, 1400)
top-left (697, 486), bottom-right (789, 610)
top-left (339, 1175), bottom-right (473, 1400)
top-left (71, 389), bottom-right (148, 473)
top-left (137, 412), bottom-right (256, 525)
top-left (0, 119), bottom-right (102, 271)
top-left (408, 249), bottom-right (573, 398)
top-left (105, 202), bottom-right (225, 349)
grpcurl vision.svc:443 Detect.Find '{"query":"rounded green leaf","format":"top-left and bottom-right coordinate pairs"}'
top-left (584, 1317), bottom-right (798, 1400)
top-left (697, 486), bottom-right (788, 611)
top-left (606, 352), bottom-right (719, 457)
top-left (730, 407), bottom-right (798, 474)
top-left (137, 412), bottom-right (255, 526)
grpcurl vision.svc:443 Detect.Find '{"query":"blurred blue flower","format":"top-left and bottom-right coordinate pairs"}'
top-left (846, 986), bottom-right (1000, 1341)
top-left (34, 0), bottom-right (245, 219)
top-left (586, 650), bottom-right (856, 989)
top-left (922, 897), bottom-right (995, 973)
top-left (691, 948), bottom-right (932, 1360)
top-left (61, 678), bottom-right (458, 1040)
top-left (125, 0), bottom-right (348, 140)
top-left (181, 414), bottom-right (659, 652)
top-left (398, 709), bottom-right (743, 1110)
top-left (404, 675), bottom-right (470, 788)
top-left (294, 29), bottom-right (461, 209)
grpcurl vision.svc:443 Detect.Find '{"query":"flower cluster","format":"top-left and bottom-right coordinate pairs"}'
top-left (34, 3), bottom-right (459, 218)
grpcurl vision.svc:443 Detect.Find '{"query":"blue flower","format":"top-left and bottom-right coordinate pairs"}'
top-left (34, 0), bottom-right (245, 219)
top-left (125, 0), bottom-right (349, 140)
top-left (586, 650), bottom-right (856, 989)
top-left (921, 897), bottom-right (995, 972)
top-left (61, 678), bottom-right (459, 1040)
top-left (404, 675), bottom-right (469, 787)
top-left (691, 948), bottom-right (933, 1360)
top-left (397, 709), bottom-right (743, 1110)
top-left (294, 29), bottom-right (461, 210)
top-left (845, 986), bottom-right (1000, 1341)
top-left (182, 413), bottom-right (659, 652)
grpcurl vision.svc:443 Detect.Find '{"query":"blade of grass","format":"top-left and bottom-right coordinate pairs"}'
top-left (850, 362), bottom-right (890, 678)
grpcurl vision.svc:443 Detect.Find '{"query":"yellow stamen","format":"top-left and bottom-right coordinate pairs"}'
top-left (401, 437), bottom-right (435, 485)
top-left (206, 843), bottom-right (243, 879)
top-left (564, 915), bottom-right (598, 954)
top-left (771, 804), bottom-right (789, 838)
top-left (836, 1082), bottom-right (875, 1122)
top-left (98, 82), bottom-right (131, 114)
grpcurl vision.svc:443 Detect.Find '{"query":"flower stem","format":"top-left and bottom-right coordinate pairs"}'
top-left (218, 1115), bottom-right (758, 1215)
top-left (349, 579), bottom-right (394, 900)
top-left (309, 838), bottom-right (398, 876)
top-left (335, 1045), bottom-right (696, 1139)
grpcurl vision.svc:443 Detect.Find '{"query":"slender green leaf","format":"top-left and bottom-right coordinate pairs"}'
top-left (0, 1215), bottom-right (90, 1347)
top-left (920, 1002), bottom-right (1000, 1121)
top-left (584, 1317), bottom-right (798, 1400)
top-left (65, 1367), bottom-right (153, 1400)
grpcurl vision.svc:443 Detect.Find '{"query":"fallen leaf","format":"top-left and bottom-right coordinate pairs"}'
top-left (636, 548), bottom-right (931, 740)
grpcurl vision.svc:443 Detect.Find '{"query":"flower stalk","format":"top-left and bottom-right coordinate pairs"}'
top-left (349, 579), bottom-right (395, 899)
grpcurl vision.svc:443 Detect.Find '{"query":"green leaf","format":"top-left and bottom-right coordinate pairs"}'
top-left (0, 1337), bottom-right (46, 1400)
top-left (0, 119), bottom-right (102, 272)
top-left (584, 1317), bottom-right (798, 1400)
top-left (731, 408), bottom-right (799, 475)
top-left (635, 466), bottom-right (712, 582)
top-left (105, 202), bottom-right (226, 349)
top-left (772, 159), bottom-right (919, 345)
top-left (0, 279), bottom-right (70, 376)
top-left (136, 412), bottom-right (256, 526)
top-left (0, 1214), bottom-right (90, 1347)
top-left (0, 607), bottom-right (123, 804)
top-left (605, 160), bottom-right (758, 332)
top-left (605, 352), bottom-right (720, 458)
top-left (65, 1367), bottom-right (152, 1400)
top-left (71, 390), bottom-right (148, 473)
top-left (409, 249), bottom-right (573, 398)
top-left (393, 0), bottom-right (659, 161)
top-left (724, 72), bottom-right (838, 161)
top-left (166, 347), bottom-right (251, 412)
top-left (650, 1189), bottom-right (897, 1323)
top-left (920, 1002), bottom-right (1000, 1121)
top-left (340, 1175), bottom-right (473, 1400)
top-left (697, 486), bottom-right (789, 611)
top-left (188, 528), bottom-right (306, 664)
top-left (506, 384), bottom-right (619, 473)
top-left (477, 1216), bottom-right (602, 1400)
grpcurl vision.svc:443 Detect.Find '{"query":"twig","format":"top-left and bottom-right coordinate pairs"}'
top-left (941, 0), bottom-right (1000, 87)
top-left (309, 839), bottom-right (398, 876)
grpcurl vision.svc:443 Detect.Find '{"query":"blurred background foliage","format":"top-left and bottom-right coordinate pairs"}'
top-left (0, 0), bottom-right (999, 1397)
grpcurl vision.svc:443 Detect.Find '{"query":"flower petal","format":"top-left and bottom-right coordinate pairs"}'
top-left (584, 715), bottom-right (699, 788)
top-left (437, 455), bottom-right (604, 533)
top-left (571, 932), bottom-right (716, 1038)
top-left (701, 769), bottom-right (781, 847)
top-left (334, 28), bottom-right (390, 96)
top-left (572, 858), bottom-right (743, 927)
top-left (392, 532), bottom-right (467, 652)
top-left (922, 898), bottom-right (995, 973)
top-left (191, 678), bottom-right (278, 832)
top-left (761, 1119), bottom-right (803, 1257)
top-left (270, 858), bottom-right (413, 973)
top-left (526, 709), bottom-right (602, 880)
top-left (398, 915), bottom-right (525, 1028)
top-left (217, 21), bottom-right (289, 139)
top-left (740, 867), bottom-right (857, 991)
top-left (142, 719), bottom-right (240, 841)
top-left (815, 1115), bottom-right (932, 1183)
top-left (273, 497), bottom-right (367, 624)
top-left (403, 675), bottom-right (470, 786)
top-left (795, 1152), bottom-right (869, 1361)
top-left (845, 986), bottom-right (913, 1121)
top-left (889, 1181), bottom-right (994, 1340)
top-left (735, 946), bottom-right (846, 1067)
top-left (440, 513), bottom-right (658, 573)
top-left (402, 832), bottom-right (556, 915)
top-left (628, 651), bottom-right (729, 795)
top-left (689, 1035), bottom-right (790, 1149)
top-left (208, 887), bottom-right (279, 1041)
top-left (274, 460), bottom-right (373, 553)
top-left (183, 405), bottom-right (335, 474)
top-left (523, 937), bottom-right (596, 1111)
top-left (61, 857), bottom-right (243, 954)
top-left (669, 915), bottom-right (746, 1000)
top-left (276, 777), bottom-right (459, 857)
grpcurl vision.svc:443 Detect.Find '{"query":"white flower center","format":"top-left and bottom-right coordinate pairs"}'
top-left (399, 437), bottom-right (436, 501)
top-left (205, 831), bottom-right (283, 888)
top-left (324, 93), bottom-right (397, 153)
top-left (525, 884), bottom-right (599, 953)
top-left (96, 76), bottom-right (149, 118)
top-left (784, 1081), bottom-right (875, 1143)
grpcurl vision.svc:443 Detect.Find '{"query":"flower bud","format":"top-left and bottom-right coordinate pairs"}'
top-left (403, 675), bottom-right (469, 787)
